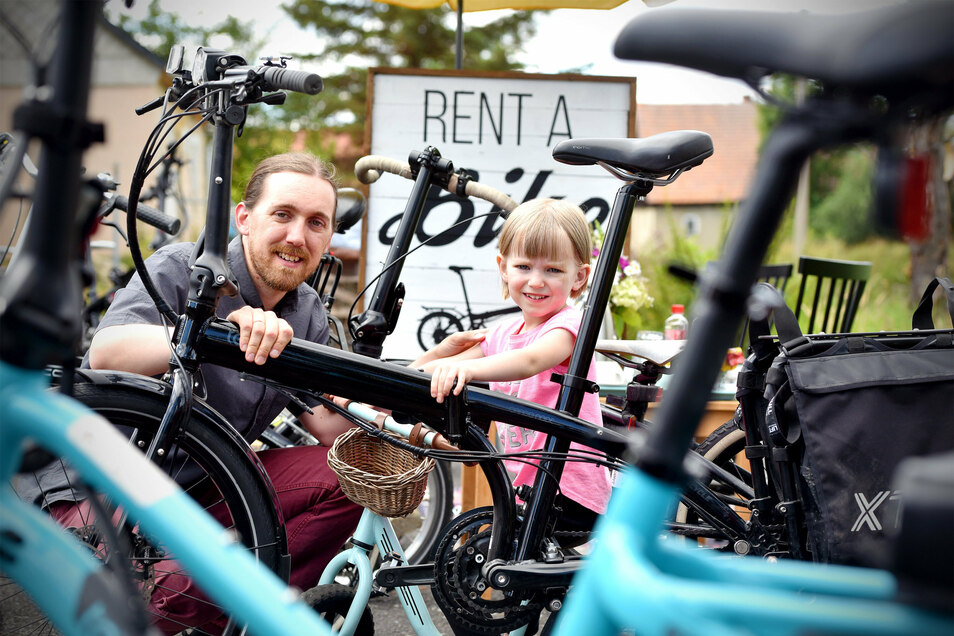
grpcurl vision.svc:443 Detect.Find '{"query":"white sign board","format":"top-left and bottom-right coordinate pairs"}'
top-left (365, 69), bottom-right (635, 360)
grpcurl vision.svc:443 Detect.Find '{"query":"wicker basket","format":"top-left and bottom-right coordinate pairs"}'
top-left (328, 426), bottom-right (435, 518)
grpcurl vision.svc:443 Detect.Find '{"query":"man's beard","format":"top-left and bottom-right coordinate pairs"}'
top-left (249, 245), bottom-right (313, 292)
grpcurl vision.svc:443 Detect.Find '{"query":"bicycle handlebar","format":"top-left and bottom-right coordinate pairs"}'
top-left (355, 155), bottom-right (518, 212)
top-left (260, 66), bottom-right (323, 95)
top-left (341, 398), bottom-right (461, 452)
top-left (107, 193), bottom-right (181, 235)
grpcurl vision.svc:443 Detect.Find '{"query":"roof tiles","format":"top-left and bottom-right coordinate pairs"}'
top-left (637, 101), bottom-right (760, 206)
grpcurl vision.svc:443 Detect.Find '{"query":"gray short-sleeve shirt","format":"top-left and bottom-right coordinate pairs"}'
top-left (86, 236), bottom-right (330, 442)
top-left (17, 237), bottom-right (330, 507)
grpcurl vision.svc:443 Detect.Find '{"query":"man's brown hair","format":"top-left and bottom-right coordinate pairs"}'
top-left (243, 153), bottom-right (339, 218)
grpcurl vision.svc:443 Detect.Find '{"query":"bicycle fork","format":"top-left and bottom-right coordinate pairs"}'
top-left (319, 509), bottom-right (440, 636)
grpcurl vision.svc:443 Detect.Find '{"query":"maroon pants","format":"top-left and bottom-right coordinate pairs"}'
top-left (50, 444), bottom-right (362, 635)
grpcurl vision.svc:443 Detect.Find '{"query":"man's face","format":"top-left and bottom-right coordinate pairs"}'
top-left (235, 171), bottom-right (336, 294)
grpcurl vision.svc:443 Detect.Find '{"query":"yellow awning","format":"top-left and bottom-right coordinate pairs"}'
top-left (373, 0), bottom-right (627, 12)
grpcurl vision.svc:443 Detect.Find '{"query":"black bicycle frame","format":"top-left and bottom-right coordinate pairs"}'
top-left (143, 94), bottom-right (747, 591)
top-left (188, 166), bottom-right (750, 585)
top-left (349, 147), bottom-right (455, 359)
top-left (196, 318), bottom-right (631, 560)
top-left (637, 108), bottom-right (879, 486)
top-left (0, 1), bottom-right (100, 371)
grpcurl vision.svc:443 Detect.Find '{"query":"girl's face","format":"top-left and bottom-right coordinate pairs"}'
top-left (497, 237), bottom-right (589, 329)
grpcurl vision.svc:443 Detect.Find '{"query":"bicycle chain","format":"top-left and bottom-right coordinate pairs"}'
top-left (431, 508), bottom-right (542, 634)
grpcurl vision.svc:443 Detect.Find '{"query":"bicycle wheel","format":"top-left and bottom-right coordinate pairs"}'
top-left (301, 583), bottom-right (374, 635)
top-left (394, 458), bottom-right (454, 565)
top-left (66, 380), bottom-right (286, 635)
top-left (417, 311), bottom-right (464, 350)
top-left (673, 417), bottom-right (751, 550)
top-left (1, 477), bottom-right (155, 636)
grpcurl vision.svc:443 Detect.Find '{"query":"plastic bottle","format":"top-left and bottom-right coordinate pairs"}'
top-left (664, 304), bottom-right (688, 340)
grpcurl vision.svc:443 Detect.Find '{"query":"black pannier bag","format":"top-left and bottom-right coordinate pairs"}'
top-left (761, 277), bottom-right (954, 567)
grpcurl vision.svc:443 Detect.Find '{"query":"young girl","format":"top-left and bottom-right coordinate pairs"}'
top-left (412, 198), bottom-right (612, 532)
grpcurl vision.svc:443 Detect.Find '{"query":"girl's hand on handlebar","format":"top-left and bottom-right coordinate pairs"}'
top-left (426, 360), bottom-right (476, 404)
top-left (227, 306), bottom-right (294, 365)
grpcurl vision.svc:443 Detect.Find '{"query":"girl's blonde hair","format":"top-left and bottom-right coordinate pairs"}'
top-left (497, 198), bottom-right (592, 299)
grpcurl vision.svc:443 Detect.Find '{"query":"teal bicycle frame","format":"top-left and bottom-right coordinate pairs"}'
top-left (0, 362), bottom-right (334, 636)
top-left (319, 508), bottom-right (442, 636)
top-left (557, 466), bottom-right (951, 636)
top-left (554, 4), bottom-right (953, 635)
top-left (318, 399), bottom-right (536, 636)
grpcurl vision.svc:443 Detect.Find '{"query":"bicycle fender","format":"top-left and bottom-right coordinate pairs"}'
top-left (61, 367), bottom-right (289, 539)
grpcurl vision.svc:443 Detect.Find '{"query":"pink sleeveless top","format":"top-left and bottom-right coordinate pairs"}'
top-left (480, 306), bottom-right (612, 513)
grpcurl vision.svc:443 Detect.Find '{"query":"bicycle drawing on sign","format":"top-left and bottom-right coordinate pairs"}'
top-left (416, 265), bottom-right (520, 349)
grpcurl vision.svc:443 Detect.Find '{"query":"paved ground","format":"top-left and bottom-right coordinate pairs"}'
top-left (367, 584), bottom-right (552, 636)
top-left (367, 585), bottom-right (455, 635)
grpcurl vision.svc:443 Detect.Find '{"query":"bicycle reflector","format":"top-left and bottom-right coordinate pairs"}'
top-left (874, 146), bottom-right (932, 242)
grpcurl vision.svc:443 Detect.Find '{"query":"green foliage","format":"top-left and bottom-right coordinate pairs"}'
top-left (283, 0), bottom-right (535, 70)
top-left (757, 76), bottom-right (879, 244)
top-left (230, 126), bottom-right (339, 204)
top-left (110, 1), bottom-right (536, 195)
top-left (784, 237), bottom-right (951, 332)
top-left (621, 211), bottom-right (719, 336)
top-left (811, 147), bottom-right (875, 243)
top-left (627, 226), bottom-right (949, 341)
top-left (592, 222), bottom-right (653, 338)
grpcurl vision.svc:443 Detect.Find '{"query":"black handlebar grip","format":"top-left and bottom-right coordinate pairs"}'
top-left (135, 95), bottom-right (165, 116)
top-left (261, 67), bottom-right (323, 95)
top-left (113, 195), bottom-right (181, 235)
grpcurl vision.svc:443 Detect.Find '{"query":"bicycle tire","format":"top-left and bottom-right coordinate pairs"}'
top-left (1, 480), bottom-right (156, 636)
top-left (398, 458), bottom-right (454, 565)
top-left (674, 417), bottom-right (750, 550)
top-left (68, 380), bottom-right (286, 635)
top-left (301, 583), bottom-right (374, 635)
top-left (417, 311), bottom-right (464, 350)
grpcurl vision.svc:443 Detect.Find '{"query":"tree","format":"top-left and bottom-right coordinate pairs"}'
top-left (281, 0), bottom-right (538, 141)
top-left (758, 75), bottom-right (952, 307)
top-left (907, 115), bottom-right (952, 307)
top-left (108, 0), bottom-right (280, 201)
top-left (109, 1), bottom-right (538, 196)
top-left (757, 75), bottom-right (878, 245)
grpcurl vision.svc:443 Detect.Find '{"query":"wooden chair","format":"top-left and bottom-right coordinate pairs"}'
top-left (794, 256), bottom-right (872, 334)
top-left (756, 263), bottom-right (794, 294)
top-left (728, 262), bottom-right (794, 349)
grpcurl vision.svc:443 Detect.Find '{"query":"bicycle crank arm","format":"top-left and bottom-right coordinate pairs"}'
top-left (374, 563), bottom-right (435, 589)
top-left (484, 558), bottom-right (583, 590)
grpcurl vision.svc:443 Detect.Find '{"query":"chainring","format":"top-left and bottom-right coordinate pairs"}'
top-left (431, 507), bottom-right (542, 634)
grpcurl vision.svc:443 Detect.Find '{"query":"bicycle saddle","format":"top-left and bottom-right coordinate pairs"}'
top-left (552, 131), bottom-right (713, 178)
top-left (614, 1), bottom-right (953, 102)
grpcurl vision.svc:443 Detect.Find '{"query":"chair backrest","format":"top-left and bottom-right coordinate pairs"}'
top-left (711, 262), bottom-right (794, 349)
top-left (739, 263), bottom-right (795, 347)
top-left (794, 256), bottom-right (872, 334)
top-left (756, 263), bottom-right (793, 294)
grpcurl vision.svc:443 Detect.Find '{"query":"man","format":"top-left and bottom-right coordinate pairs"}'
top-left (85, 152), bottom-right (363, 632)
